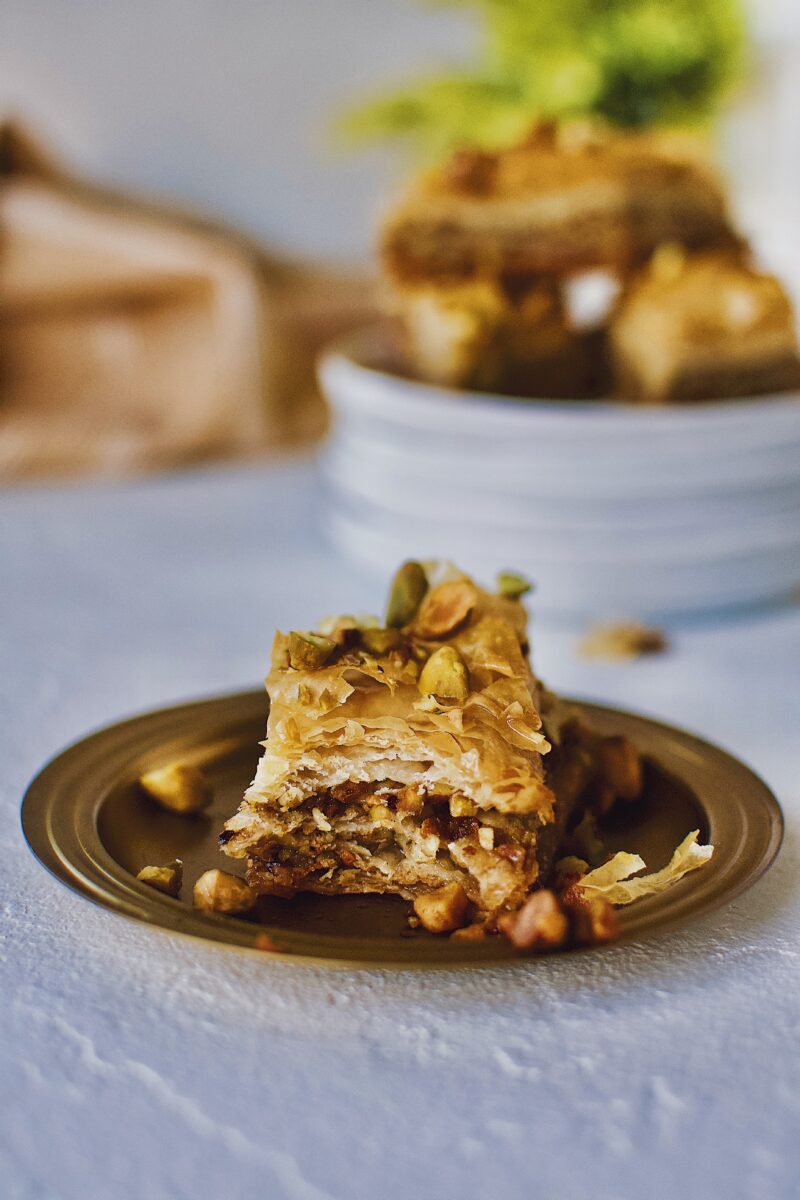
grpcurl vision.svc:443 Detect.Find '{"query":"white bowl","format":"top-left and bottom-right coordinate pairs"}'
top-left (317, 328), bottom-right (800, 619)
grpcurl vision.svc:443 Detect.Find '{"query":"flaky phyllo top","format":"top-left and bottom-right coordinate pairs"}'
top-left (231, 563), bottom-right (555, 834)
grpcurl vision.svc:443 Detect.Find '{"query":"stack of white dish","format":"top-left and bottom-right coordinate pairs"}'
top-left (318, 328), bottom-right (800, 620)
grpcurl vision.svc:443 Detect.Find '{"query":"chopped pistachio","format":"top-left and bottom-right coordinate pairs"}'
top-left (360, 626), bottom-right (404, 656)
top-left (496, 570), bottom-right (533, 599)
top-left (136, 859), bottom-right (183, 897)
top-left (418, 645), bottom-right (469, 702)
top-left (288, 631), bottom-right (336, 670)
top-left (192, 868), bottom-right (255, 916)
top-left (385, 560), bottom-right (428, 628)
top-left (415, 579), bottom-right (477, 638)
top-left (139, 763), bottom-right (212, 815)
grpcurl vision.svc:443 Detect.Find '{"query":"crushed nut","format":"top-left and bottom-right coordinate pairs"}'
top-left (579, 621), bottom-right (668, 661)
top-left (497, 890), bottom-right (569, 951)
top-left (311, 806), bottom-right (333, 832)
top-left (139, 763), bottom-right (212, 815)
top-left (413, 882), bottom-right (470, 934)
top-left (368, 804), bottom-right (392, 822)
top-left (396, 784), bottom-right (424, 814)
top-left (450, 922), bottom-right (488, 942)
top-left (192, 869), bottom-right (255, 916)
top-left (449, 794), bottom-right (477, 818)
top-left (288, 631), bottom-right (337, 670)
top-left (415, 579), bottom-right (478, 638)
top-left (386, 561), bottom-right (428, 628)
top-left (496, 570), bottom-right (532, 599)
top-left (136, 859), bottom-right (183, 897)
top-left (478, 826), bottom-right (495, 851)
top-left (418, 645), bottom-right (470, 702)
top-left (561, 887), bottom-right (619, 945)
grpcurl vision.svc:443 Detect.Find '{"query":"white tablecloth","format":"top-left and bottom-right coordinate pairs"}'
top-left (2, 459), bottom-right (798, 1200)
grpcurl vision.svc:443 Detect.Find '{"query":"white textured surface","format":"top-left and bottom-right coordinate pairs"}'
top-left (2, 460), bottom-right (799, 1200)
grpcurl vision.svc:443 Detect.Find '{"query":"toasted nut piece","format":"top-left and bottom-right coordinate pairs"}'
top-left (496, 571), bottom-right (532, 599)
top-left (413, 882), bottom-right (470, 934)
top-left (597, 735), bottom-right (642, 802)
top-left (136, 860), bottom-right (183, 897)
top-left (386, 561), bottom-right (428, 628)
top-left (288, 631), bottom-right (337, 670)
top-left (415, 579), bottom-right (478, 638)
top-left (449, 794), bottom-right (477, 817)
top-left (497, 890), bottom-right (569, 951)
top-left (552, 855), bottom-right (589, 890)
top-left (450, 922), bottom-right (488, 942)
top-left (360, 626), bottom-right (404, 656)
top-left (396, 784), bottom-right (424, 814)
top-left (368, 804), bottom-right (392, 822)
top-left (561, 887), bottom-right (619, 945)
top-left (139, 763), bottom-right (212, 815)
top-left (418, 645), bottom-right (469, 702)
top-left (478, 826), bottom-right (495, 851)
top-left (193, 869), bottom-right (255, 916)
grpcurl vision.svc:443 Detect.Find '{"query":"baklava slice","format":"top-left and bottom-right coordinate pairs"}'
top-left (387, 275), bottom-right (608, 397)
top-left (221, 563), bottom-right (640, 928)
top-left (610, 247), bottom-right (800, 403)
top-left (381, 122), bottom-right (735, 284)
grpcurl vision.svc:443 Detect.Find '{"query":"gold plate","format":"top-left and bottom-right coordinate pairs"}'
top-left (21, 689), bottom-right (782, 966)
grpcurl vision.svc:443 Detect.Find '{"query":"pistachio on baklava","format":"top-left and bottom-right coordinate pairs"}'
top-left (219, 562), bottom-right (646, 933)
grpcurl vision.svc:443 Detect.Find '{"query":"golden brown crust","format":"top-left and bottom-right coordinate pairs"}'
top-left (381, 124), bottom-right (734, 282)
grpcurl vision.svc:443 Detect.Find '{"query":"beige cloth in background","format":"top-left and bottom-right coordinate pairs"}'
top-left (0, 123), bottom-right (375, 480)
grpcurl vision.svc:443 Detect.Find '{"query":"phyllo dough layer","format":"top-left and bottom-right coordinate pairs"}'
top-left (221, 565), bottom-right (574, 918)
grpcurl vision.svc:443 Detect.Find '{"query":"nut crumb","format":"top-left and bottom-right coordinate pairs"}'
top-left (579, 621), bottom-right (668, 661)
top-left (139, 763), bottom-right (212, 815)
top-left (193, 868), bottom-right (255, 916)
top-left (450, 922), bottom-right (487, 942)
top-left (136, 859), bottom-right (183, 897)
top-left (561, 886), bottom-right (619, 945)
top-left (497, 890), bottom-right (569, 951)
top-left (413, 882), bottom-right (470, 934)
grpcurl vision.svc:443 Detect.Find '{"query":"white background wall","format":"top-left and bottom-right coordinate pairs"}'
top-left (1, 1), bottom-right (797, 267)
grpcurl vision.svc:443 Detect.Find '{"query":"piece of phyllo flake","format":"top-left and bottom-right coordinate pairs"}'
top-left (221, 562), bottom-right (637, 930)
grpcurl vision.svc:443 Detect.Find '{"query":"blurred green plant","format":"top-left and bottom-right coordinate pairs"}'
top-left (341, 0), bottom-right (745, 159)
